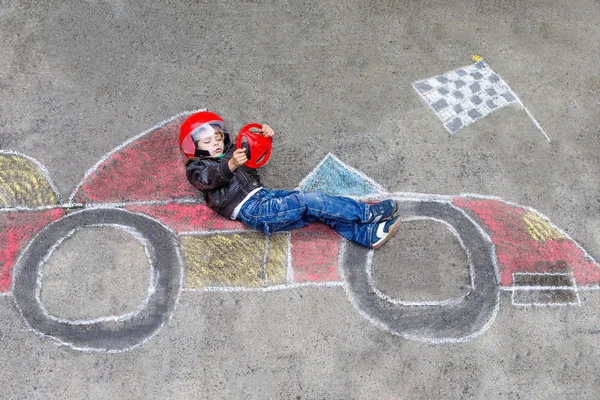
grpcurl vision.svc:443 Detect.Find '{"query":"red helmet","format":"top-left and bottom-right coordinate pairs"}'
top-left (236, 123), bottom-right (272, 168)
top-left (179, 111), bottom-right (231, 158)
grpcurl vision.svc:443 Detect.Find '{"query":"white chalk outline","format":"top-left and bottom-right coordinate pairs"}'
top-left (285, 231), bottom-right (294, 283)
top-left (457, 192), bottom-right (600, 289)
top-left (1, 115), bottom-right (597, 348)
top-left (182, 281), bottom-right (344, 293)
top-left (1, 193), bottom-right (600, 352)
top-left (34, 223), bottom-right (157, 324)
top-left (66, 109), bottom-right (206, 206)
top-left (0, 198), bottom-right (208, 214)
top-left (361, 190), bottom-right (598, 292)
top-left (262, 235), bottom-right (271, 286)
top-left (366, 216), bottom-right (473, 306)
top-left (179, 228), bottom-right (249, 237)
top-left (510, 271), bottom-right (581, 307)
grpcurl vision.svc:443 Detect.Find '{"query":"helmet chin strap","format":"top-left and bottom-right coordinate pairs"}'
top-left (193, 148), bottom-right (228, 159)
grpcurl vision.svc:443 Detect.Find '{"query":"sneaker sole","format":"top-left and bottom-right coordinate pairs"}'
top-left (371, 217), bottom-right (402, 249)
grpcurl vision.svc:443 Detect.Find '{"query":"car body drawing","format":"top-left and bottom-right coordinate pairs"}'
top-left (1, 110), bottom-right (598, 352)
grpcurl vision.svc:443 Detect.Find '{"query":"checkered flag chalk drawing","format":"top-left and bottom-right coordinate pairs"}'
top-left (413, 61), bottom-right (549, 141)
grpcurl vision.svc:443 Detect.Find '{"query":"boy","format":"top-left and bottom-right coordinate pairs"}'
top-left (180, 111), bottom-right (401, 249)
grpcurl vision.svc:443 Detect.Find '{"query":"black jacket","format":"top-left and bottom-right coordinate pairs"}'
top-left (186, 146), bottom-right (262, 218)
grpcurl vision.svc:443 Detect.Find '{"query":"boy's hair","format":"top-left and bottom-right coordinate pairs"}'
top-left (212, 130), bottom-right (226, 141)
top-left (194, 126), bottom-right (225, 144)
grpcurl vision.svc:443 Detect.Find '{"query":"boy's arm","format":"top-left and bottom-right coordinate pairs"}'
top-left (186, 148), bottom-right (248, 191)
top-left (227, 148), bottom-right (248, 172)
top-left (186, 159), bottom-right (235, 191)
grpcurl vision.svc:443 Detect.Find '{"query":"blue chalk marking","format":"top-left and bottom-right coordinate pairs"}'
top-left (297, 154), bottom-right (385, 197)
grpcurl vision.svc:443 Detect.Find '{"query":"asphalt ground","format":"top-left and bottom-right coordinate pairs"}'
top-left (1, 0), bottom-right (600, 398)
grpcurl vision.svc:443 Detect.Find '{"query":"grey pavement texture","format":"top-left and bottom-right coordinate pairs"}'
top-left (1, 0), bottom-right (600, 398)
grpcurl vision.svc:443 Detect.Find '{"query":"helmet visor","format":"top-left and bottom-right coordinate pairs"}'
top-left (190, 122), bottom-right (228, 143)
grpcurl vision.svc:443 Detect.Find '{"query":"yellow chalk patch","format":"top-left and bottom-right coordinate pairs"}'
top-left (181, 232), bottom-right (289, 288)
top-left (524, 212), bottom-right (564, 242)
top-left (0, 154), bottom-right (58, 208)
top-left (180, 232), bottom-right (262, 288)
top-left (265, 233), bottom-right (288, 285)
top-left (472, 55), bottom-right (484, 62)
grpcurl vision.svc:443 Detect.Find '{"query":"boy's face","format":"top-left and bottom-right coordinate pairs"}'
top-left (196, 128), bottom-right (225, 157)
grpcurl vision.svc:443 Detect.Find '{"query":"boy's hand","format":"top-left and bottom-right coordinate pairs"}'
top-left (228, 148), bottom-right (248, 171)
top-left (259, 124), bottom-right (274, 137)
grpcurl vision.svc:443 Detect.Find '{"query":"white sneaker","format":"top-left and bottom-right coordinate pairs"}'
top-left (370, 215), bottom-right (402, 249)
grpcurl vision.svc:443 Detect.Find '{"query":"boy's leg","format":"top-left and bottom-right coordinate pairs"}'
top-left (292, 191), bottom-right (402, 248)
top-left (238, 189), bottom-right (367, 233)
top-left (320, 216), bottom-right (402, 249)
top-left (299, 191), bottom-right (396, 224)
top-left (300, 191), bottom-right (369, 222)
top-left (242, 190), bottom-right (396, 226)
top-left (237, 189), bottom-right (400, 248)
top-left (317, 218), bottom-right (371, 247)
top-left (237, 189), bottom-right (312, 234)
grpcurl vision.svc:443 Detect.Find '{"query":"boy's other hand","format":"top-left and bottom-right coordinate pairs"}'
top-left (259, 124), bottom-right (274, 137)
top-left (228, 148), bottom-right (248, 171)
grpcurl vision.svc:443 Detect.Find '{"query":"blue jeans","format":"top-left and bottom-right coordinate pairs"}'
top-left (237, 188), bottom-right (374, 248)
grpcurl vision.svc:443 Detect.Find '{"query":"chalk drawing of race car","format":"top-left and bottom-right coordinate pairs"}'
top-left (1, 110), bottom-right (599, 352)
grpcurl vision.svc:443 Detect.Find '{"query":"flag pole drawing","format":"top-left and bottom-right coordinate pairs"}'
top-left (413, 56), bottom-right (550, 142)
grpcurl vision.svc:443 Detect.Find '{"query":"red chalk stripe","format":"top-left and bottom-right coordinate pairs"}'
top-left (291, 224), bottom-right (342, 282)
top-left (0, 208), bottom-right (65, 293)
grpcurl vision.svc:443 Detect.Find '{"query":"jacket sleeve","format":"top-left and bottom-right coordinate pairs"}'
top-left (186, 158), bottom-right (234, 191)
